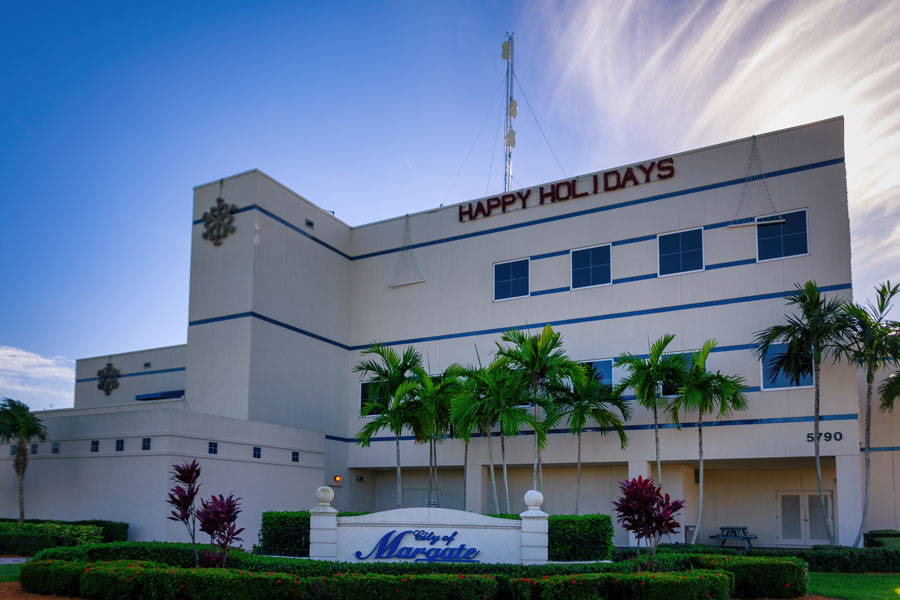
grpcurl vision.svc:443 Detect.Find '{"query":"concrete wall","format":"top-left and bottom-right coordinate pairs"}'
top-left (75, 345), bottom-right (185, 409)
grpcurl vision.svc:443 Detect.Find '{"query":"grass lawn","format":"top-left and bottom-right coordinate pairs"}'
top-left (0, 563), bottom-right (22, 582)
top-left (809, 572), bottom-right (900, 600)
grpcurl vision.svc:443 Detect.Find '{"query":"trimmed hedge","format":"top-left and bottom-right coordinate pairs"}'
top-left (0, 518), bottom-right (128, 543)
top-left (509, 570), bottom-right (733, 600)
top-left (748, 546), bottom-right (900, 573)
top-left (33, 542), bottom-right (808, 599)
top-left (0, 522), bottom-right (103, 555)
top-left (22, 559), bottom-right (500, 600)
top-left (864, 529), bottom-right (900, 547)
top-left (257, 510), bottom-right (370, 556)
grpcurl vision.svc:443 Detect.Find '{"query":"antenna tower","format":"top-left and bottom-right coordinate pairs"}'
top-left (502, 33), bottom-right (517, 192)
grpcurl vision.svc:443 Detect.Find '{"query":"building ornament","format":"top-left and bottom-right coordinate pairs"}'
top-left (202, 197), bottom-right (237, 246)
top-left (96, 361), bottom-right (120, 396)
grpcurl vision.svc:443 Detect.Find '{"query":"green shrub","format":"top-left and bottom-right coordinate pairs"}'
top-left (0, 522), bottom-right (102, 554)
top-left (484, 513), bottom-right (616, 561)
top-left (685, 555), bottom-right (807, 598)
top-left (257, 510), bottom-right (372, 556)
top-left (20, 559), bottom-right (86, 595)
top-left (863, 529), bottom-right (900, 547)
top-left (0, 518), bottom-right (127, 543)
top-left (508, 570), bottom-right (732, 600)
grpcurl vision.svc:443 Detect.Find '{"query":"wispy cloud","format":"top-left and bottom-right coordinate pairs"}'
top-left (539, 0), bottom-right (900, 300)
top-left (0, 346), bottom-right (74, 411)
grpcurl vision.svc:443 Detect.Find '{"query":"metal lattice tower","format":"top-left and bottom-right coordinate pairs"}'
top-left (502, 33), bottom-right (517, 193)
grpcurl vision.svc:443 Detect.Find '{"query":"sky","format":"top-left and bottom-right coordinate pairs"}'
top-left (1, 0), bottom-right (898, 411)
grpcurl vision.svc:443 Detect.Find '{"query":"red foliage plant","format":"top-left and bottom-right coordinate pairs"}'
top-left (612, 476), bottom-right (685, 565)
top-left (166, 460), bottom-right (201, 566)
top-left (196, 493), bottom-right (245, 568)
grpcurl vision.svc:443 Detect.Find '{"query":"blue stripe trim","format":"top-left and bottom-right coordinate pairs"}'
top-left (76, 366), bottom-right (186, 383)
top-left (612, 234), bottom-right (657, 247)
top-left (703, 220), bottom-right (734, 231)
top-left (706, 259), bottom-right (757, 270)
top-left (531, 286), bottom-right (570, 297)
top-left (530, 250), bottom-right (570, 261)
top-left (187, 283), bottom-right (852, 351)
top-left (199, 158), bottom-right (844, 262)
top-left (329, 413), bottom-right (858, 443)
top-left (612, 273), bottom-right (657, 285)
top-left (866, 446), bottom-right (900, 452)
top-left (135, 390), bottom-right (185, 401)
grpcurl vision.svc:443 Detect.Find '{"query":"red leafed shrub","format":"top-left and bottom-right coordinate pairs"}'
top-left (197, 493), bottom-right (245, 568)
top-left (613, 476), bottom-right (685, 566)
top-left (166, 460), bottom-right (202, 566)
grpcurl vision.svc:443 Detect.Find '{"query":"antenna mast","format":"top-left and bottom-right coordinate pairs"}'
top-left (502, 33), bottom-right (517, 193)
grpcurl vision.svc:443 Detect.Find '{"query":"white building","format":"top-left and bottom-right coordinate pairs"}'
top-left (4, 116), bottom-right (898, 548)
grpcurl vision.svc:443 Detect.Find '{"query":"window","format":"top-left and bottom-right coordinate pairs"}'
top-left (360, 381), bottom-right (388, 416)
top-left (141, 438), bottom-right (151, 451)
top-left (9, 445), bottom-right (15, 456)
top-left (757, 210), bottom-right (808, 261)
top-left (658, 228), bottom-right (703, 276)
top-left (493, 259), bottom-right (529, 301)
top-left (582, 359), bottom-right (614, 386)
top-left (761, 343), bottom-right (814, 390)
top-left (661, 353), bottom-right (692, 396)
top-left (30, 443), bottom-right (38, 455)
top-left (51, 442), bottom-right (60, 454)
top-left (253, 446), bottom-right (261, 459)
top-left (115, 439), bottom-right (124, 452)
top-left (208, 441), bottom-right (218, 455)
top-left (571, 245), bottom-right (611, 289)
top-left (292, 451), bottom-right (299, 463)
top-left (90, 440), bottom-right (99, 453)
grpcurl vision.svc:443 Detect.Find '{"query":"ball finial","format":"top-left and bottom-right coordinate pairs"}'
top-left (524, 489), bottom-right (543, 510)
top-left (315, 485), bottom-right (335, 506)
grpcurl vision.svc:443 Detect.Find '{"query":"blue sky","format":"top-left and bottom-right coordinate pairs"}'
top-left (2, 0), bottom-right (898, 410)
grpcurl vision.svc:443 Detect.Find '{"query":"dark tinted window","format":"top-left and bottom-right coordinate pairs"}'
top-left (761, 343), bottom-right (814, 389)
top-left (494, 259), bottom-right (529, 300)
top-left (659, 229), bottom-right (703, 275)
top-left (572, 245), bottom-right (611, 289)
top-left (208, 441), bottom-right (218, 455)
top-left (757, 210), bottom-right (808, 261)
top-left (583, 360), bottom-right (614, 386)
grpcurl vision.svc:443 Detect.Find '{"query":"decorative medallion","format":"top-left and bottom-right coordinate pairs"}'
top-left (202, 197), bottom-right (237, 246)
top-left (97, 361), bottom-right (120, 396)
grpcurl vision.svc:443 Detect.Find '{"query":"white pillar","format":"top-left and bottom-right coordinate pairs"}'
top-left (835, 454), bottom-right (862, 546)
top-left (626, 461), bottom-right (651, 547)
top-left (465, 463), bottom-right (484, 513)
top-left (309, 486), bottom-right (339, 561)
top-left (520, 490), bottom-right (549, 564)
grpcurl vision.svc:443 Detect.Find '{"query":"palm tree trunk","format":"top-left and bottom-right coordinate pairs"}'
top-left (854, 376), bottom-right (873, 547)
top-left (501, 435), bottom-right (510, 514)
top-left (462, 441), bottom-right (469, 511)
top-left (434, 440), bottom-right (440, 507)
top-left (653, 404), bottom-right (662, 483)
top-left (576, 432), bottom-right (582, 515)
top-left (15, 438), bottom-right (27, 525)
top-left (427, 441), bottom-right (433, 506)
top-left (487, 433), bottom-right (500, 514)
top-left (532, 376), bottom-right (539, 490)
top-left (395, 434), bottom-right (402, 508)
top-left (691, 412), bottom-right (704, 544)
top-left (813, 362), bottom-right (835, 545)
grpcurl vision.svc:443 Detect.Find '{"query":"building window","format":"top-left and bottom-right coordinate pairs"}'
top-left (360, 381), bottom-right (389, 416)
top-left (30, 443), bottom-right (38, 455)
top-left (582, 359), bottom-right (614, 386)
top-left (493, 259), bottom-right (529, 301)
top-left (9, 445), bottom-right (15, 456)
top-left (115, 439), bottom-right (124, 452)
top-left (761, 343), bottom-right (814, 389)
top-left (757, 210), bottom-right (808, 261)
top-left (141, 438), bottom-right (151, 451)
top-left (661, 353), bottom-right (692, 396)
top-left (253, 446), bottom-right (261, 459)
top-left (571, 245), bottom-right (611, 289)
top-left (292, 451), bottom-right (299, 463)
top-left (51, 442), bottom-right (60, 454)
top-left (90, 440), bottom-right (99, 453)
top-left (208, 441), bottom-right (218, 455)
top-left (658, 228), bottom-right (703, 276)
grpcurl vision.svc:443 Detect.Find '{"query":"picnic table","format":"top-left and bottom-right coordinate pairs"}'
top-left (709, 526), bottom-right (757, 550)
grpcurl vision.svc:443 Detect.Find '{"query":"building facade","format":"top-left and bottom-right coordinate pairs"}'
top-left (4, 117), bottom-right (899, 548)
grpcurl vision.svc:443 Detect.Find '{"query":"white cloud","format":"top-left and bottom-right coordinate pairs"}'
top-left (0, 346), bottom-right (75, 411)
top-left (538, 0), bottom-right (900, 300)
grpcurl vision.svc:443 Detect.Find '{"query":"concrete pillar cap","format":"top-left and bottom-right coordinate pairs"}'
top-left (316, 485), bottom-right (335, 506)
top-left (524, 489), bottom-right (543, 511)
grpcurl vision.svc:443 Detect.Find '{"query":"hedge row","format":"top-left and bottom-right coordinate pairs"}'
top-left (0, 518), bottom-right (128, 543)
top-left (509, 570), bottom-right (733, 600)
top-left (33, 542), bottom-right (807, 599)
top-left (864, 529), bottom-right (900, 548)
top-left (21, 560), bottom-right (500, 600)
top-left (0, 522), bottom-right (103, 555)
top-left (259, 510), bottom-right (614, 562)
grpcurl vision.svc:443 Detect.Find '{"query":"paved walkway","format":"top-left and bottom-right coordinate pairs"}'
top-left (0, 558), bottom-right (28, 564)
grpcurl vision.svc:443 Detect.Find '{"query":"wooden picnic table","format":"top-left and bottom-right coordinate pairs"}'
top-left (709, 526), bottom-right (757, 550)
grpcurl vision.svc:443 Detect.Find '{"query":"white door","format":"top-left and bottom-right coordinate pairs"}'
top-left (777, 491), bottom-right (834, 546)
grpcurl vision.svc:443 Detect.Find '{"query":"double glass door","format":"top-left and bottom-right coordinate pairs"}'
top-left (777, 491), bottom-right (834, 546)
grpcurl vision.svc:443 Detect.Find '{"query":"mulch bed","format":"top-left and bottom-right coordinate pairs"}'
top-left (0, 582), bottom-right (83, 599)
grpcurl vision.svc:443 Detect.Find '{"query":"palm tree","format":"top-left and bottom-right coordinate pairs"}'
top-left (413, 365), bottom-right (463, 507)
top-left (880, 371), bottom-right (900, 412)
top-left (0, 398), bottom-right (49, 524)
top-left (754, 280), bottom-right (848, 545)
top-left (449, 365), bottom-right (481, 512)
top-left (675, 340), bottom-right (748, 543)
top-left (495, 324), bottom-right (585, 491)
top-left (555, 365), bottom-right (631, 514)
top-left (616, 334), bottom-right (687, 483)
top-left (836, 282), bottom-right (900, 546)
top-left (353, 344), bottom-right (424, 508)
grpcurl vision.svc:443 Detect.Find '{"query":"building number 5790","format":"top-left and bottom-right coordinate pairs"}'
top-left (807, 432), bottom-right (842, 442)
